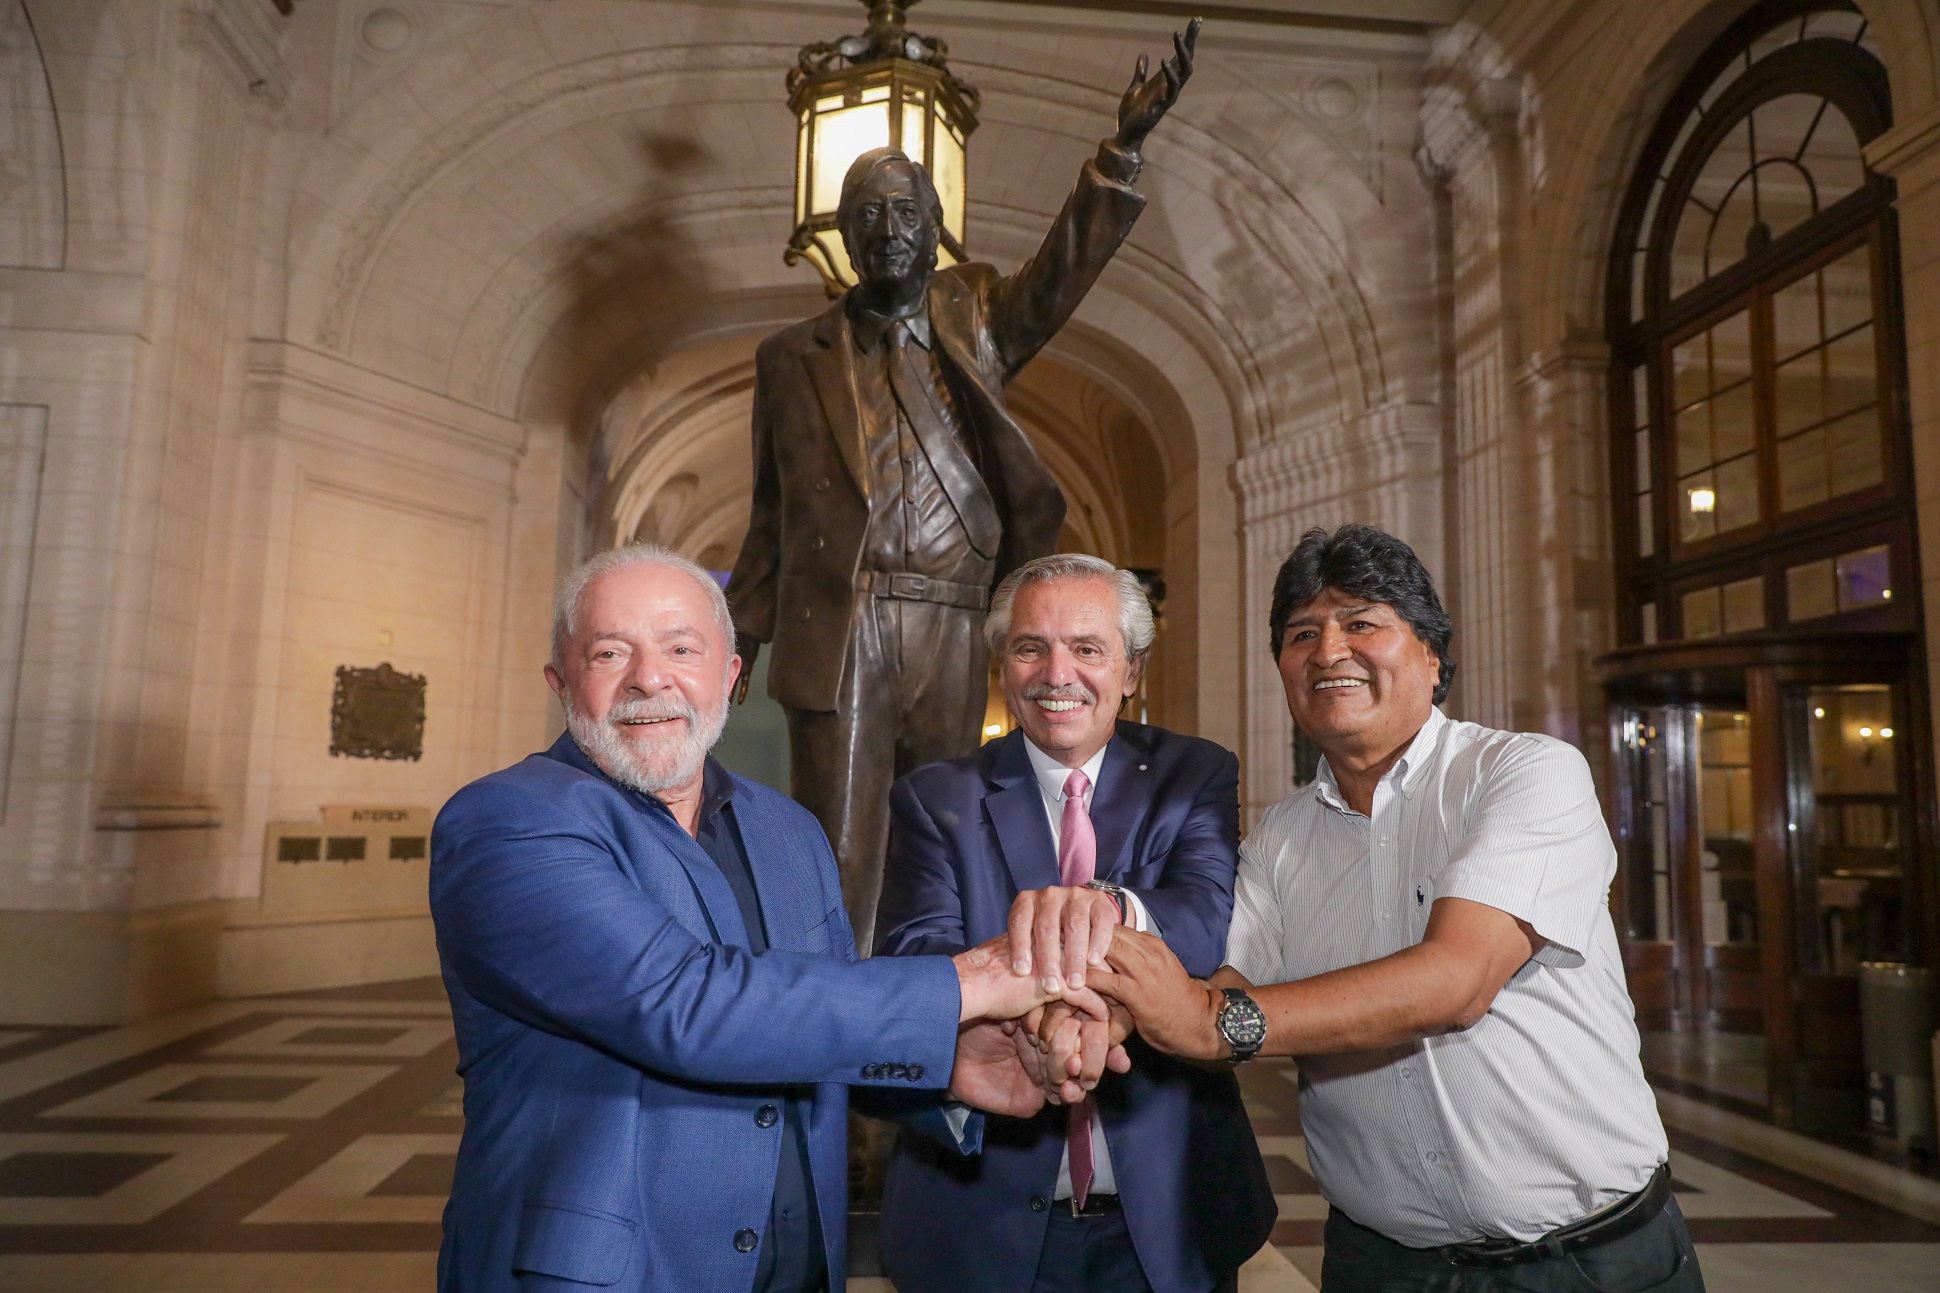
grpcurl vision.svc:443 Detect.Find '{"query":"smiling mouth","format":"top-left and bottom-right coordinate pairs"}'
top-left (1035, 698), bottom-right (1085, 713)
top-left (618, 716), bottom-right (685, 728)
top-left (1312, 678), bottom-right (1366, 692)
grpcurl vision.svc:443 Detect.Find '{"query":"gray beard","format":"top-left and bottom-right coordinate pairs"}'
top-left (565, 690), bottom-right (729, 797)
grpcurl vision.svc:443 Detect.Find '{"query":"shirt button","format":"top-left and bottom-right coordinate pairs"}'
top-left (1425, 1150), bottom-right (1441, 1164)
top-left (1030, 1196), bottom-right (1049, 1212)
top-left (755, 1104), bottom-right (779, 1128)
top-left (1400, 1066), bottom-right (1414, 1081)
top-left (799, 607), bottom-right (812, 621)
top-left (810, 536), bottom-right (825, 551)
top-left (734, 1228), bottom-right (759, 1252)
top-left (815, 477), bottom-right (831, 492)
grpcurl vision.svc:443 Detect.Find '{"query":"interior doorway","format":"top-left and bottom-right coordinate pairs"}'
top-left (1601, 633), bottom-right (1931, 1136)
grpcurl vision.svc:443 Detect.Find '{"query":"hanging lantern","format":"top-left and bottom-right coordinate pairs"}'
top-left (786, 0), bottom-right (979, 296)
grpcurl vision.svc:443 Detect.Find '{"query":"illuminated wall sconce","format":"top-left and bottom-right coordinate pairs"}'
top-left (1687, 486), bottom-right (1716, 514)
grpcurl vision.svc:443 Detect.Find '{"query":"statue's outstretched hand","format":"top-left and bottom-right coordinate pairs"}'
top-left (1115, 17), bottom-right (1200, 157)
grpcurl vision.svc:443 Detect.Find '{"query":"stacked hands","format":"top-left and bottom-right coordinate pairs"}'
top-left (947, 887), bottom-right (1225, 1118)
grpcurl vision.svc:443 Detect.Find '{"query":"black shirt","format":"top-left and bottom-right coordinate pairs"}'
top-left (692, 759), bottom-right (827, 1293)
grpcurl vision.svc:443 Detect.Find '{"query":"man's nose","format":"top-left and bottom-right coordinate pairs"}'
top-left (1041, 646), bottom-right (1079, 684)
top-left (1313, 623), bottom-right (1351, 667)
top-left (622, 654), bottom-right (672, 695)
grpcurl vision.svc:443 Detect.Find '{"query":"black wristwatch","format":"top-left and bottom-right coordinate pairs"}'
top-left (1215, 987), bottom-right (1267, 1064)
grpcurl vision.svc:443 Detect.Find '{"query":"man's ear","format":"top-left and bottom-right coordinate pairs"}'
top-left (543, 662), bottom-right (566, 701)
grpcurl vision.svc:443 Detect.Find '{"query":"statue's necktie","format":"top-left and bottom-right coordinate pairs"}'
top-left (1058, 767), bottom-right (1097, 1209)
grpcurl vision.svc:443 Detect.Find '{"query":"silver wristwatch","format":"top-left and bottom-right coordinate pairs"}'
top-left (1083, 879), bottom-right (1128, 923)
top-left (1215, 987), bottom-right (1267, 1064)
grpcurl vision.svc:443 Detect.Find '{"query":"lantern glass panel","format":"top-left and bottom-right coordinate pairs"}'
top-left (795, 117), bottom-right (810, 225)
top-left (932, 122), bottom-right (966, 248)
top-left (902, 99), bottom-right (928, 166)
top-left (810, 95), bottom-right (893, 218)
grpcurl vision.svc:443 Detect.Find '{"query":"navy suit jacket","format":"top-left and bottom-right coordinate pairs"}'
top-left (874, 723), bottom-right (1277, 1293)
top-left (431, 734), bottom-right (961, 1293)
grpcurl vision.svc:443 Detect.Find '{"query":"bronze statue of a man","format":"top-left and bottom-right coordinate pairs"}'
top-left (729, 22), bottom-right (1199, 950)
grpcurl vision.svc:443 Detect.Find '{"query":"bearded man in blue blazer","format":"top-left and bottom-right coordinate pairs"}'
top-left (430, 545), bottom-right (1096, 1293)
top-left (874, 555), bottom-right (1276, 1293)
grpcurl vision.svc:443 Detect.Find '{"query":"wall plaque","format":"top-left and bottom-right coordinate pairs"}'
top-left (330, 662), bottom-right (426, 761)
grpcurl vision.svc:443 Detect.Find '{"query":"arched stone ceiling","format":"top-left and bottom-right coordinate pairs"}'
top-left (285, 2), bottom-right (1432, 454)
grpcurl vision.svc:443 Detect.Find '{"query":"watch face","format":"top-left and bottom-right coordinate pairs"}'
top-left (1219, 993), bottom-right (1267, 1050)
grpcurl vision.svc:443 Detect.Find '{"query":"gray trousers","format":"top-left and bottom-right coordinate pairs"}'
top-left (1319, 1200), bottom-right (1705, 1293)
top-left (785, 595), bottom-right (988, 952)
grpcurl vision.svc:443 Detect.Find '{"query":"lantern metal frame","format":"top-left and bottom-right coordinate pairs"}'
top-left (786, 0), bottom-right (980, 296)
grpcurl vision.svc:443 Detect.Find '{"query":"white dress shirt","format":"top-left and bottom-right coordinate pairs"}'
top-left (1024, 736), bottom-right (1157, 1200)
top-left (1224, 706), bottom-right (1667, 1247)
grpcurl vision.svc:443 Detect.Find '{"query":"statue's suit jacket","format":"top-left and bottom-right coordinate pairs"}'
top-left (430, 734), bottom-right (963, 1293)
top-left (874, 724), bottom-right (1278, 1293)
top-left (728, 149), bottom-right (1144, 713)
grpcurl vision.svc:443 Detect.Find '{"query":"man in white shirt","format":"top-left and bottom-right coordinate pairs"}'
top-left (1093, 524), bottom-right (1703, 1292)
top-left (873, 554), bottom-right (1275, 1293)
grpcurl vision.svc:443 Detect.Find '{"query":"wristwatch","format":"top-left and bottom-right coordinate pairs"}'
top-left (1083, 879), bottom-right (1129, 923)
top-left (1215, 987), bottom-right (1267, 1064)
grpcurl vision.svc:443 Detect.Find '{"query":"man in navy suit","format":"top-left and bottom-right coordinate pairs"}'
top-left (431, 545), bottom-right (1095, 1293)
top-left (874, 554), bottom-right (1276, 1293)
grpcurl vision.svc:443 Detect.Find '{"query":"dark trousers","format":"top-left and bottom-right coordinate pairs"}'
top-left (1026, 1207), bottom-right (1242, 1293)
top-left (787, 596), bottom-right (988, 952)
top-left (1320, 1200), bottom-right (1704, 1293)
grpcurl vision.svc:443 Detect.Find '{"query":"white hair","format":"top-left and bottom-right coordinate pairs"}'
top-left (983, 554), bottom-right (1157, 659)
top-left (551, 542), bottom-right (735, 668)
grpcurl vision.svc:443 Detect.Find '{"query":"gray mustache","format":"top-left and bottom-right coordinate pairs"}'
top-left (1023, 683), bottom-right (1096, 705)
top-left (606, 697), bottom-right (698, 725)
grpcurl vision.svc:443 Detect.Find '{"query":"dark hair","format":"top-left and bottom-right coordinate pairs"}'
top-left (836, 147), bottom-right (944, 239)
top-left (1267, 524), bottom-right (1456, 705)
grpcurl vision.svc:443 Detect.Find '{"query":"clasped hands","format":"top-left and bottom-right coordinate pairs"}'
top-left (950, 886), bottom-right (1215, 1118)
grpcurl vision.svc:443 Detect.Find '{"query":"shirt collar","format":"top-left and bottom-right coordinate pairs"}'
top-left (1311, 706), bottom-right (1447, 816)
top-left (1022, 734), bottom-right (1109, 804)
top-left (849, 299), bottom-right (932, 354)
top-left (696, 756), bottom-right (736, 829)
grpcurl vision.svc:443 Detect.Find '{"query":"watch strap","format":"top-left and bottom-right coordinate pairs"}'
top-left (1083, 879), bottom-right (1128, 923)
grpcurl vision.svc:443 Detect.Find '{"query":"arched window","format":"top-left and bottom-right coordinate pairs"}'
top-left (1607, 0), bottom-right (1915, 645)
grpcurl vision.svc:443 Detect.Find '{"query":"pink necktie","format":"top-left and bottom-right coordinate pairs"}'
top-left (1058, 768), bottom-right (1097, 1208)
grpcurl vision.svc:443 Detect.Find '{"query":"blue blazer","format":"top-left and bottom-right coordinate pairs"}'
top-left (874, 723), bottom-right (1277, 1293)
top-left (431, 734), bottom-right (962, 1293)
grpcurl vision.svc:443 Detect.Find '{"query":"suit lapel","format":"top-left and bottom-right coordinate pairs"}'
top-left (733, 786), bottom-right (822, 954)
top-left (544, 735), bottom-right (749, 946)
top-left (801, 304), bottom-right (870, 497)
top-left (1088, 727), bottom-right (1153, 884)
top-left (983, 734), bottom-right (1061, 894)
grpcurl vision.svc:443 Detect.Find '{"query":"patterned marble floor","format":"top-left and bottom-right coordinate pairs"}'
top-left (0, 979), bottom-right (1933, 1291)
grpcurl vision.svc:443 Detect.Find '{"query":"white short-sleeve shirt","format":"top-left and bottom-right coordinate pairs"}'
top-left (1225, 706), bottom-right (1667, 1247)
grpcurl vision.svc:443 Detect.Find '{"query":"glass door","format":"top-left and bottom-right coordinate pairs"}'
top-left (1784, 681), bottom-right (1915, 1131)
top-left (1621, 701), bottom-right (1773, 1109)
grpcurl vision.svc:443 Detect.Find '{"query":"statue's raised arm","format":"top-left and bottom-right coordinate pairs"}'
top-left (981, 18), bottom-right (1201, 379)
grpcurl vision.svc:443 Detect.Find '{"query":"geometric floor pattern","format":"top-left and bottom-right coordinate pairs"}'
top-left (0, 980), bottom-right (1934, 1292)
